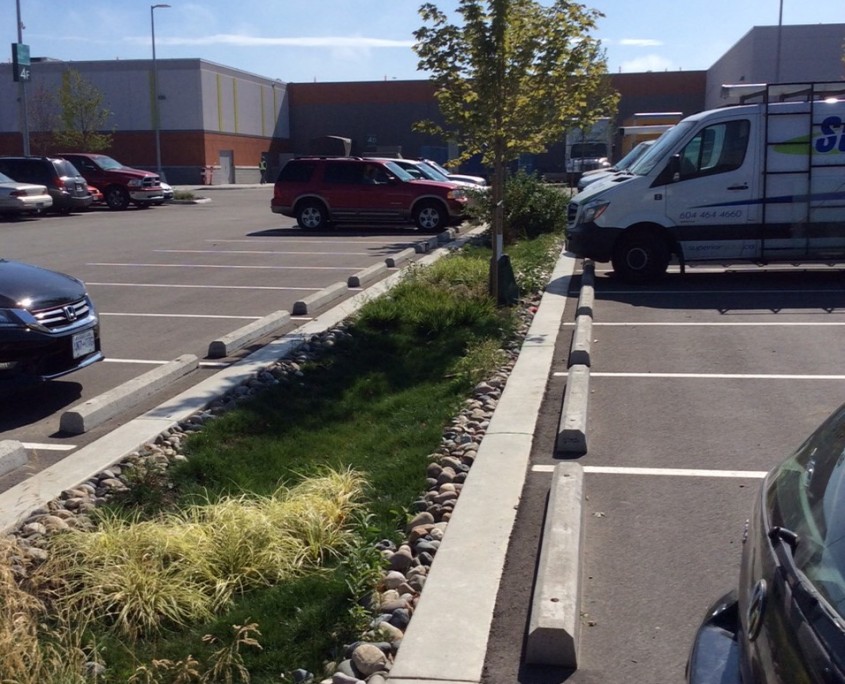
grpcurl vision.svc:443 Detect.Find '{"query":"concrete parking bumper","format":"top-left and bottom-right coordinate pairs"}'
top-left (208, 310), bottom-right (291, 358)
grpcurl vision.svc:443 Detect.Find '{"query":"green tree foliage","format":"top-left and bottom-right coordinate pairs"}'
top-left (27, 84), bottom-right (60, 155)
top-left (53, 69), bottom-right (113, 152)
top-left (414, 0), bottom-right (617, 298)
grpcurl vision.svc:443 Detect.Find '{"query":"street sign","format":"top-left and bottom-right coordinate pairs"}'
top-left (12, 43), bottom-right (30, 82)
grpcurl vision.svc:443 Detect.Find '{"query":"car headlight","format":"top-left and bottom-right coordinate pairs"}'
top-left (127, 179), bottom-right (143, 188)
top-left (447, 189), bottom-right (467, 201)
top-left (581, 199), bottom-right (610, 223)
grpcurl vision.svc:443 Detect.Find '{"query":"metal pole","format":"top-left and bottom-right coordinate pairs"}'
top-left (775, 0), bottom-right (783, 83)
top-left (16, 0), bottom-right (30, 156)
top-left (151, 4), bottom-right (170, 181)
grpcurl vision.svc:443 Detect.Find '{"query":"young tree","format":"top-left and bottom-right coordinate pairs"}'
top-left (53, 69), bottom-right (113, 152)
top-left (414, 0), bottom-right (618, 301)
top-left (27, 84), bottom-right (60, 155)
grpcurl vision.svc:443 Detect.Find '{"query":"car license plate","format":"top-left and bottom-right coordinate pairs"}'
top-left (72, 329), bottom-right (96, 359)
top-left (36, 202), bottom-right (45, 208)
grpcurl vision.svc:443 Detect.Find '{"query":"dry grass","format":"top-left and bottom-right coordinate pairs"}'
top-left (0, 469), bottom-right (364, 682)
top-left (35, 469), bottom-right (365, 641)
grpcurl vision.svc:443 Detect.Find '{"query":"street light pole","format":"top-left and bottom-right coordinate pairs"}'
top-left (775, 0), bottom-right (783, 83)
top-left (151, 3), bottom-right (170, 181)
top-left (16, 0), bottom-right (30, 156)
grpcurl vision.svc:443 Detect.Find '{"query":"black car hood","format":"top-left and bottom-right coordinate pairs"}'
top-left (0, 259), bottom-right (86, 309)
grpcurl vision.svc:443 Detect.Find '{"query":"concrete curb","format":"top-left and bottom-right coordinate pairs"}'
top-left (556, 260), bottom-right (595, 454)
top-left (59, 355), bottom-right (199, 435)
top-left (207, 310), bottom-right (291, 358)
top-left (389, 251), bottom-right (577, 684)
top-left (385, 248), bottom-right (416, 268)
top-left (348, 263), bottom-right (389, 288)
top-left (292, 281), bottom-right (348, 315)
top-left (526, 461), bottom-right (585, 667)
top-left (0, 440), bottom-right (27, 477)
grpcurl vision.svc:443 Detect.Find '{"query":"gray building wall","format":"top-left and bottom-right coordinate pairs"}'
top-left (706, 24), bottom-right (845, 108)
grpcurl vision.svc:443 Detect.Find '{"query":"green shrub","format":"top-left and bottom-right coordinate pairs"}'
top-left (469, 169), bottom-right (569, 242)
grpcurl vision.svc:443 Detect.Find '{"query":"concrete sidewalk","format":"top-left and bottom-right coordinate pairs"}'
top-left (389, 251), bottom-right (581, 684)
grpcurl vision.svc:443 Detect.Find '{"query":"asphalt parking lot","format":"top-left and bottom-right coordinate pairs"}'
top-left (483, 261), bottom-right (845, 684)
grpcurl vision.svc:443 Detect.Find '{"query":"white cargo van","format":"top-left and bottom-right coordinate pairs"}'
top-left (566, 82), bottom-right (845, 281)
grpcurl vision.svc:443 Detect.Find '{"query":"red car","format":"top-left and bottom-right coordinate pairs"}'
top-left (271, 157), bottom-right (468, 232)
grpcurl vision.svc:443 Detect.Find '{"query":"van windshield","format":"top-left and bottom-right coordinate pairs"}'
top-left (627, 121), bottom-right (695, 176)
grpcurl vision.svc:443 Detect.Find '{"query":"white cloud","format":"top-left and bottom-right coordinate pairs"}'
top-left (619, 39), bottom-right (663, 47)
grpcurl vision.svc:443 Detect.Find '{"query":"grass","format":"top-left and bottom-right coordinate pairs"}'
top-left (1, 230), bottom-right (564, 683)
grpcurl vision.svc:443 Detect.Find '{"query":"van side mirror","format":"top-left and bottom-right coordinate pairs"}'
top-left (657, 154), bottom-right (681, 185)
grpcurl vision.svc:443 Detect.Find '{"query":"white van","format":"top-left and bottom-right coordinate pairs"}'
top-left (566, 82), bottom-right (845, 281)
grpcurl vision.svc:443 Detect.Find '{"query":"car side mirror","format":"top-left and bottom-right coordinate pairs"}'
top-left (657, 154), bottom-right (681, 185)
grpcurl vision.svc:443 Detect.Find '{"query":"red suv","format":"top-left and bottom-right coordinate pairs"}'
top-left (271, 157), bottom-right (468, 231)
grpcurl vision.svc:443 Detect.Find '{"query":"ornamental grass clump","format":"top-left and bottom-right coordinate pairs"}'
top-left (34, 469), bottom-right (365, 642)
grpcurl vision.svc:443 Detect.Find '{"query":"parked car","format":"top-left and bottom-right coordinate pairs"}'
top-left (157, 181), bottom-right (174, 205)
top-left (0, 156), bottom-right (91, 214)
top-left (576, 140), bottom-right (656, 191)
top-left (377, 157), bottom-right (482, 190)
top-left (57, 153), bottom-right (163, 210)
top-left (419, 159), bottom-right (487, 187)
top-left (687, 400), bottom-right (845, 684)
top-left (271, 156), bottom-right (468, 231)
top-left (0, 258), bottom-right (103, 389)
top-left (0, 172), bottom-right (52, 216)
top-left (87, 185), bottom-right (104, 205)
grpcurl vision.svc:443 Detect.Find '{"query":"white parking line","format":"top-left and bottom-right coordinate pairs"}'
top-left (554, 371), bottom-right (845, 380)
top-left (207, 238), bottom-right (418, 245)
top-left (563, 321), bottom-right (845, 326)
top-left (22, 443), bottom-right (76, 452)
top-left (102, 358), bottom-right (232, 368)
top-left (591, 288), bottom-right (843, 295)
top-left (88, 262), bottom-right (363, 271)
top-left (87, 282), bottom-right (320, 291)
top-left (102, 312), bottom-right (261, 320)
top-left (532, 464), bottom-right (767, 478)
top-left (156, 249), bottom-right (379, 256)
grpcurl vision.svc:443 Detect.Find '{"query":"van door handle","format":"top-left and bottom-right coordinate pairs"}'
top-left (727, 183), bottom-right (748, 190)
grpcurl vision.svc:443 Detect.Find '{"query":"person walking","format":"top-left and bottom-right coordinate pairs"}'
top-left (258, 157), bottom-right (267, 184)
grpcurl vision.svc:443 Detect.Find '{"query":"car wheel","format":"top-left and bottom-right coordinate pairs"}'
top-left (104, 186), bottom-right (130, 210)
top-left (414, 201), bottom-right (447, 232)
top-left (296, 201), bottom-right (328, 230)
top-left (611, 228), bottom-right (670, 283)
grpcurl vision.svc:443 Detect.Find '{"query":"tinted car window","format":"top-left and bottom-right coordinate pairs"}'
top-left (324, 162), bottom-right (365, 184)
top-left (53, 159), bottom-right (82, 178)
top-left (277, 161), bottom-right (315, 183)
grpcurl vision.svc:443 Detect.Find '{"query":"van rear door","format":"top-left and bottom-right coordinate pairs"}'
top-left (664, 116), bottom-right (760, 261)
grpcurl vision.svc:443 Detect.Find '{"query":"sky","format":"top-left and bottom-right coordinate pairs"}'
top-left (4, 1), bottom-right (843, 84)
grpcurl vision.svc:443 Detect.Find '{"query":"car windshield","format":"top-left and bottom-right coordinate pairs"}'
top-left (615, 141), bottom-right (655, 171)
top-left (92, 155), bottom-right (124, 170)
top-left (766, 402), bottom-right (845, 619)
top-left (422, 159), bottom-right (452, 176)
top-left (383, 161), bottom-right (413, 182)
top-left (628, 121), bottom-right (695, 176)
top-left (411, 163), bottom-right (448, 182)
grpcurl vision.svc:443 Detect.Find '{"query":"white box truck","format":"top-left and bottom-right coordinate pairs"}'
top-left (566, 82), bottom-right (845, 281)
top-left (565, 117), bottom-right (613, 184)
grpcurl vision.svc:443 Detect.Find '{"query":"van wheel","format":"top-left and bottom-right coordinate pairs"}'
top-left (296, 201), bottom-right (328, 230)
top-left (105, 186), bottom-right (130, 210)
top-left (611, 229), bottom-right (670, 283)
top-left (414, 201), bottom-right (447, 232)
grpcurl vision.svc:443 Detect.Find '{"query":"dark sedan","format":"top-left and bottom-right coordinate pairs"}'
top-left (687, 401), bottom-right (845, 683)
top-left (0, 259), bottom-right (103, 389)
